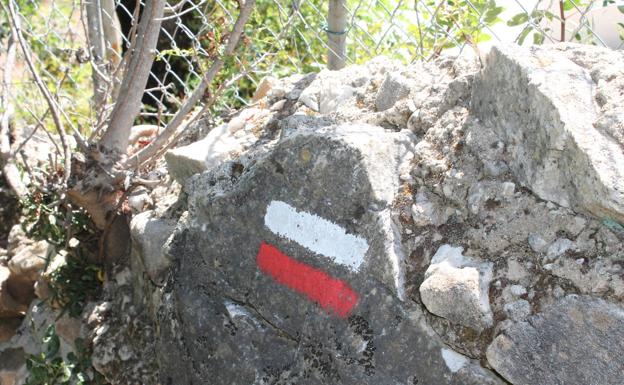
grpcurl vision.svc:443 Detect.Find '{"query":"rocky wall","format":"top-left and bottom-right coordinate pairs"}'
top-left (107, 44), bottom-right (624, 385)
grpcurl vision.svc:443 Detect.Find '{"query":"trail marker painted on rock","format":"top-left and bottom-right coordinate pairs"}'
top-left (264, 200), bottom-right (369, 272)
top-left (256, 242), bottom-right (359, 318)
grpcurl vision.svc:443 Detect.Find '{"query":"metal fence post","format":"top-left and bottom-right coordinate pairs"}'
top-left (327, 0), bottom-right (347, 70)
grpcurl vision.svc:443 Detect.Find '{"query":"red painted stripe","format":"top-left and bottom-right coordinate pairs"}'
top-left (256, 242), bottom-right (359, 318)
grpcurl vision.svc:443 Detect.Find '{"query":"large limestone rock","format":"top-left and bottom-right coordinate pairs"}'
top-left (487, 295), bottom-right (624, 385)
top-left (158, 124), bottom-right (503, 385)
top-left (472, 45), bottom-right (624, 223)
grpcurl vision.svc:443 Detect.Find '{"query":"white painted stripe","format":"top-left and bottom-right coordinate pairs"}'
top-left (264, 200), bottom-right (369, 272)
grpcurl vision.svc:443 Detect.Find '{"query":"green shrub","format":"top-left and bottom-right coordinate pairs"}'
top-left (25, 324), bottom-right (106, 385)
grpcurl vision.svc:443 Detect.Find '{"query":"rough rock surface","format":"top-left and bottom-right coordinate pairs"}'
top-left (93, 44), bottom-right (624, 385)
top-left (487, 295), bottom-right (624, 385)
top-left (7, 240), bottom-right (50, 282)
top-left (158, 124), bottom-right (504, 385)
top-left (130, 211), bottom-right (177, 286)
top-left (0, 347), bottom-right (26, 385)
top-left (0, 318), bottom-right (21, 344)
top-left (0, 267), bottom-right (24, 318)
top-left (472, 45), bottom-right (624, 223)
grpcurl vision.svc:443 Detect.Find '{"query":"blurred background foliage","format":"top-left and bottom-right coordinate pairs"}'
top-left (2, 0), bottom-right (624, 132)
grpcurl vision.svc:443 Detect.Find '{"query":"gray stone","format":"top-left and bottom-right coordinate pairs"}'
top-left (545, 237), bottom-right (574, 260)
top-left (127, 187), bottom-right (153, 213)
top-left (252, 76), bottom-right (278, 102)
top-left (527, 233), bottom-right (548, 253)
top-left (509, 285), bottom-right (527, 297)
top-left (0, 266), bottom-right (24, 318)
top-left (298, 67), bottom-right (366, 113)
top-left (130, 211), bottom-right (177, 286)
top-left (375, 71), bottom-right (413, 111)
top-left (0, 348), bottom-right (26, 385)
top-left (0, 318), bottom-right (22, 344)
top-left (411, 192), bottom-right (451, 227)
top-left (7, 240), bottom-right (51, 282)
top-left (165, 121), bottom-right (258, 183)
top-left (487, 295), bottom-right (624, 385)
top-left (6, 225), bottom-right (28, 256)
top-left (472, 45), bottom-right (624, 223)
top-left (419, 245), bottom-right (494, 331)
top-left (158, 124), bottom-right (503, 385)
top-left (503, 299), bottom-right (531, 321)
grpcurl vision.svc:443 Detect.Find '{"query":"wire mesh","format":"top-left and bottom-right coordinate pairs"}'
top-left (1, 0), bottom-right (622, 134)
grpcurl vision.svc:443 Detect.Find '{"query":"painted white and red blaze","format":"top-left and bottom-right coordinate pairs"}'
top-left (256, 200), bottom-right (369, 318)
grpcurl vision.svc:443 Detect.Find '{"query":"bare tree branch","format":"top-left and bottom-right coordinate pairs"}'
top-left (0, 34), bottom-right (16, 163)
top-left (0, 29), bottom-right (27, 198)
top-left (110, 0), bottom-right (142, 103)
top-left (101, 0), bottom-right (123, 68)
top-left (85, 0), bottom-right (108, 109)
top-left (4, 0), bottom-right (74, 184)
top-left (122, 0), bottom-right (256, 168)
top-left (100, 0), bottom-right (166, 154)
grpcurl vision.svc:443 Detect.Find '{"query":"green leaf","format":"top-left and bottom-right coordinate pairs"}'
top-left (60, 364), bottom-right (72, 382)
top-left (533, 32), bottom-right (546, 44)
top-left (76, 372), bottom-right (88, 385)
top-left (618, 6), bottom-right (624, 13)
top-left (518, 26), bottom-right (533, 45)
top-left (507, 13), bottom-right (529, 26)
top-left (563, 0), bottom-right (575, 11)
top-left (46, 335), bottom-right (60, 358)
top-left (475, 32), bottom-right (492, 43)
top-left (484, 6), bottom-right (504, 24)
top-left (30, 365), bottom-right (47, 382)
top-left (66, 352), bottom-right (77, 363)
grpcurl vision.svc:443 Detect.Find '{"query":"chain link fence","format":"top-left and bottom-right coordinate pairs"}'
top-left (2, 0), bottom-right (623, 134)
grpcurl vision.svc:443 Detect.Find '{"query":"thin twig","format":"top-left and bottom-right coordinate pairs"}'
top-left (158, 0), bottom-right (206, 20)
top-left (122, 0), bottom-right (256, 168)
top-left (0, 31), bottom-right (17, 163)
top-left (414, 0), bottom-right (425, 60)
top-left (4, 0), bottom-right (73, 183)
top-left (19, 104), bottom-right (63, 157)
top-left (559, 0), bottom-right (566, 42)
top-left (110, 0), bottom-right (142, 100)
top-left (85, 0), bottom-right (108, 109)
top-left (130, 0), bottom-right (293, 168)
top-left (11, 117), bottom-right (43, 157)
top-left (0, 29), bottom-right (28, 198)
top-left (6, 2), bottom-right (87, 151)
